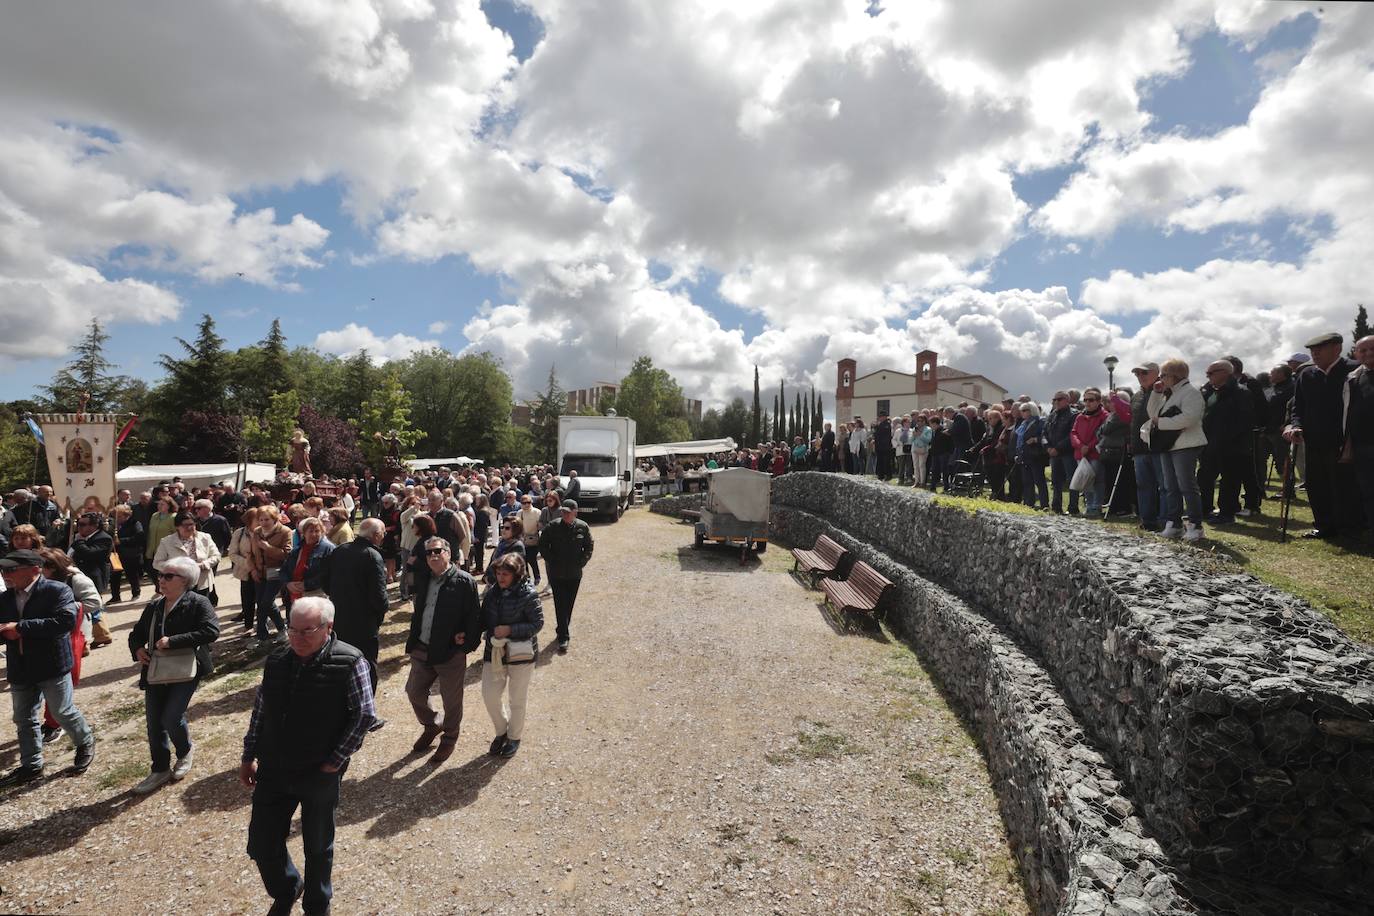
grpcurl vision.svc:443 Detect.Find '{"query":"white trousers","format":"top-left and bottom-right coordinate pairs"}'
top-left (482, 643), bottom-right (533, 741)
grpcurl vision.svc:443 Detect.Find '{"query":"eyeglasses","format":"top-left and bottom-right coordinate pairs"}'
top-left (287, 623), bottom-right (328, 638)
top-left (157, 572), bottom-right (180, 581)
top-left (425, 547), bottom-right (447, 556)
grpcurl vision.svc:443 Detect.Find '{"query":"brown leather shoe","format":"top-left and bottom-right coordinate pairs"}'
top-left (411, 725), bottom-right (442, 753)
top-left (430, 736), bottom-right (458, 764)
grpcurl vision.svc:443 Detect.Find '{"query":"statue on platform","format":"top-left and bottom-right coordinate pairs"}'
top-left (289, 428), bottom-right (312, 477)
top-left (374, 429), bottom-right (403, 467)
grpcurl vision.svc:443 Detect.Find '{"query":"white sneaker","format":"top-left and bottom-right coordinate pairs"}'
top-left (171, 751), bottom-right (193, 781)
top-left (133, 769), bottom-right (173, 794)
top-left (1236, 509), bottom-right (1253, 517)
top-left (1183, 522), bottom-right (1204, 542)
top-left (1161, 522), bottom-right (1181, 539)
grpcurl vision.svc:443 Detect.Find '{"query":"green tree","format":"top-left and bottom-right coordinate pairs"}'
top-left (751, 365), bottom-right (761, 444)
top-left (229, 318), bottom-right (292, 410)
top-left (41, 319), bottom-right (127, 412)
top-left (794, 392), bottom-right (803, 440)
top-left (813, 392), bottom-right (823, 437)
top-left (242, 390), bottom-right (301, 465)
top-left (0, 404), bottom-right (46, 492)
top-left (699, 407), bottom-right (723, 439)
top-left (396, 349), bottom-right (513, 459)
top-left (336, 350), bottom-right (381, 423)
top-left (158, 314), bottom-right (230, 415)
top-left (772, 395), bottom-right (780, 440)
top-left (614, 356), bottom-right (688, 444)
top-left (719, 397), bottom-right (749, 446)
top-left (1355, 304), bottom-right (1371, 346)
top-left (526, 366), bottom-right (566, 463)
top-left (357, 372), bottom-right (419, 468)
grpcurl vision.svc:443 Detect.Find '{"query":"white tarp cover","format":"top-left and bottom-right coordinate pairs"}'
top-left (636, 437), bottom-right (737, 459)
top-left (705, 468), bottom-right (771, 523)
top-left (116, 463), bottom-right (277, 490)
top-left (407, 457), bottom-right (482, 470)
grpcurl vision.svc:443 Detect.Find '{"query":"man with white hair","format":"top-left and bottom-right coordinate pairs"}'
top-left (321, 517), bottom-right (388, 708)
top-left (240, 596), bottom-right (375, 916)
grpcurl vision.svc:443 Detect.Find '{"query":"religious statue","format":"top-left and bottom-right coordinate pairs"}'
top-left (289, 428), bottom-right (312, 477)
top-left (374, 429), bottom-right (403, 467)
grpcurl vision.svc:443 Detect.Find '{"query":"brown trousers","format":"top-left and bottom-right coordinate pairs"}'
top-left (405, 647), bottom-right (469, 738)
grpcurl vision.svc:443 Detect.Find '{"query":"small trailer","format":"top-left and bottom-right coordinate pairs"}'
top-left (692, 468), bottom-right (772, 562)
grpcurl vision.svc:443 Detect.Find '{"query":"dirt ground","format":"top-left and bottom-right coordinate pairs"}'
top-left (0, 509), bottom-right (1028, 915)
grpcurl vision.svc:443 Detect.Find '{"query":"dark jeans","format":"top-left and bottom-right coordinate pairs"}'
top-left (897, 452), bottom-right (913, 484)
top-left (1133, 453), bottom-right (1166, 527)
top-left (1021, 460), bottom-right (1049, 507)
top-left (110, 555), bottom-right (143, 602)
top-left (469, 542), bottom-right (485, 573)
top-left (255, 577), bottom-right (285, 639)
top-left (248, 766), bottom-right (342, 916)
top-left (876, 447), bottom-right (892, 480)
top-left (239, 578), bottom-right (256, 626)
top-left (986, 464), bottom-right (1007, 499)
top-left (1355, 444), bottom-right (1374, 539)
top-left (1050, 453), bottom-right (1079, 513)
top-left (928, 453), bottom-right (950, 489)
top-left (525, 544), bottom-right (542, 583)
top-left (1240, 431), bottom-right (1263, 510)
top-left (550, 576), bottom-right (582, 642)
top-left (1199, 451), bottom-right (1246, 518)
top-left (145, 680), bottom-right (198, 771)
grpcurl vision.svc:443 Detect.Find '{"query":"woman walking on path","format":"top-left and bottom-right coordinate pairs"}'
top-left (128, 555), bottom-right (220, 794)
top-left (480, 554), bottom-right (542, 759)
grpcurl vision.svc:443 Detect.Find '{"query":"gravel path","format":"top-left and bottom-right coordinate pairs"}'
top-left (0, 510), bottom-right (1027, 915)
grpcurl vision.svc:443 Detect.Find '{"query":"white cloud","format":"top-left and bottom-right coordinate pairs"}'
top-left (313, 323), bottom-right (439, 363)
top-left (427, 320), bottom-right (450, 334)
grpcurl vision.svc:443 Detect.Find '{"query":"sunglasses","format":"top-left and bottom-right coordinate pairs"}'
top-left (157, 572), bottom-right (180, 581)
top-left (425, 547), bottom-right (447, 556)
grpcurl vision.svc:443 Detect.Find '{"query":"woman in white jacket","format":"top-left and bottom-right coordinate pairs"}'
top-left (153, 511), bottom-right (222, 596)
top-left (1145, 358), bottom-right (1209, 541)
top-left (226, 507), bottom-right (260, 629)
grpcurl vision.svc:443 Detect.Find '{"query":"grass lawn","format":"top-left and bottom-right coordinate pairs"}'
top-left (875, 477), bottom-right (1374, 645)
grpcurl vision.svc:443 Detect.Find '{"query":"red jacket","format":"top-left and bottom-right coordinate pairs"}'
top-left (1071, 408), bottom-right (1109, 461)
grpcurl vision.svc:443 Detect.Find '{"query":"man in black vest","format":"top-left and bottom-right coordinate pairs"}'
top-left (538, 499), bottom-right (594, 654)
top-left (240, 597), bottom-right (376, 916)
top-left (1285, 331), bottom-right (1359, 539)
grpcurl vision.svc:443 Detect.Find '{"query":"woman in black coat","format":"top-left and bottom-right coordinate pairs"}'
top-left (128, 555), bottom-right (219, 795)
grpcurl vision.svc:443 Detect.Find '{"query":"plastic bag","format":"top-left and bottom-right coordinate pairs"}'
top-left (1070, 457), bottom-right (1095, 493)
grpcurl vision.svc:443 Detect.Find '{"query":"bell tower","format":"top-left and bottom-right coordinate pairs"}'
top-left (916, 350), bottom-right (938, 399)
top-left (836, 358), bottom-right (856, 423)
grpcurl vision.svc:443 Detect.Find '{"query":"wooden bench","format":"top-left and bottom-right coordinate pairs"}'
top-left (792, 534), bottom-right (850, 586)
top-left (821, 561), bottom-right (894, 622)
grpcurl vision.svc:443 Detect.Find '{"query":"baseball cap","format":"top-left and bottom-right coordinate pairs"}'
top-left (1131, 361), bottom-right (1159, 374)
top-left (1288, 352), bottom-right (1311, 364)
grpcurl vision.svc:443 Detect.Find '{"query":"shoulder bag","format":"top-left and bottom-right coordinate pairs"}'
top-left (146, 601), bottom-right (198, 685)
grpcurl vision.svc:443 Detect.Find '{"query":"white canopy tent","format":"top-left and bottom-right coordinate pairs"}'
top-left (406, 457), bottom-right (483, 471)
top-left (636, 438), bottom-right (737, 459)
top-left (116, 462), bottom-right (277, 491)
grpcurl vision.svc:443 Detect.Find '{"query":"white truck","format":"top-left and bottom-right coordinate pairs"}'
top-left (557, 413), bottom-right (637, 521)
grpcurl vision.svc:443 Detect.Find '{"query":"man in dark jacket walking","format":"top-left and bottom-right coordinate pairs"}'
top-left (240, 596), bottom-right (375, 916)
top-left (1044, 393), bottom-right (1079, 515)
top-left (538, 499), bottom-right (594, 654)
top-left (405, 537), bottom-right (481, 763)
top-left (69, 513), bottom-right (114, 594)
top-left (874, 414), bottom-right (893, 480)
top-left (1198, 361), bottom-right (1255, 525)
top-left (1286, 331), bottom-right (1360, 539)
top-left (0, 549), bottom-right (96, 786)
top-left (321, 518), bottom-right (389, 696)
top-left (1264, 365), bottom-right (1297, 498)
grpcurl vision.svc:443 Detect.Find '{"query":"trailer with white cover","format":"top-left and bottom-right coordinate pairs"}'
top-left (692, 467), bottom-right (771, 560)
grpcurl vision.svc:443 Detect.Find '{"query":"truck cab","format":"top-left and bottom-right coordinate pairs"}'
top-left (557, 415), bottom-right (637, 521)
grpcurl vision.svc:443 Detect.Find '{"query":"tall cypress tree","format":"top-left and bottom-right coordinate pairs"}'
top-left (772, 395), bottom-right (780, 440)
top-left (750, 365), bottom-right (761, 444)
top-left (1355, 304), bottom-right (1371, 343)
top-left (814, 393), bottom-right (823, 435)
top-left (794, 392), bottom-right (803, 441)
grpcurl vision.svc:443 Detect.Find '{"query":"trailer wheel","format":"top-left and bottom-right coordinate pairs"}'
top-left (693, 529), bottom-right (704, 549)
top-left (755, 540), bottom-right (767, 553)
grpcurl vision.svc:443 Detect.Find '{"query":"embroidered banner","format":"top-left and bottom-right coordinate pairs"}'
top-left (35, 413), bottom-right (119, 513)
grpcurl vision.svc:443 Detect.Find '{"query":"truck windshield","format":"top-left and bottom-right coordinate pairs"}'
top-left (562, 456), bottom-right (616, 477)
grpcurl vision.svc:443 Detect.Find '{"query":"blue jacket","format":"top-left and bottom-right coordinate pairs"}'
top-left (279, 538), bottom-right (336, 593)
top-left (481, 579), bottom-right (544, 662)
top-left (0, 576), bottom-right (78, 685)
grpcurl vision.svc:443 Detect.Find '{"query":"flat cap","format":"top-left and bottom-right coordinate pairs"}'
top-left (1304, 331), bottom-right (1342, 348)
top-left (560, 499), bottom-right (578, 511)
top-left (1131, 361), bottom-right (1160, 374)
top-left (0, 549), bottom-right (43, 569)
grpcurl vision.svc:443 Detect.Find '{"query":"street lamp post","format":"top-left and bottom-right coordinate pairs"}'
top-left (1103, 355), bottom-right (1119, 392)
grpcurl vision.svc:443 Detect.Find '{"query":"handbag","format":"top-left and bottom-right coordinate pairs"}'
top-left (504, 638), bottom-right (535, 664)
top-left (146, 602), bottom-right (198, 685)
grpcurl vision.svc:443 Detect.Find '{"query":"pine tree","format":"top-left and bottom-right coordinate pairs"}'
top-left (158, 314), bottom-right (230, 415)
top-left (259, 318), bottom-right (290, 396)
top-left (1355, 304), bottom-right (1371, 344)
top-left (42, 318), bottom-right (124, 411)
top-left (751, 365), bottom-right (761, 444)
top-left (528, 366), bottom-right (566, 463)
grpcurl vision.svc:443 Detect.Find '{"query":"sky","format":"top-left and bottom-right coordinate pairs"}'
top-left (1, 0), bottom-right (1371, 416)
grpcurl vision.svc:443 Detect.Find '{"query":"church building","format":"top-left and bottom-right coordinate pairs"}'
top-left (834, 350), bottom-right (1009, 421)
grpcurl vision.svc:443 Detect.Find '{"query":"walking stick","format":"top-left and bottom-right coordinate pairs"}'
top-left (1279, 452), bottom-right (1294, 544)
top-left (1106, 458), bottom-right (1126, 511)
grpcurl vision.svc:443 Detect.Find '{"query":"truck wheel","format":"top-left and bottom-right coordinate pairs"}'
top-left (694, 529), bottom-right (704, 549)
top-left (755, 541), bottom-right (767, 553)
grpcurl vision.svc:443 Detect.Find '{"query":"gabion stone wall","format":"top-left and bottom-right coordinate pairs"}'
top-left (768, 473), bottom-right (1374, 913)
top-left (649, 492), bottom-right (706, 515)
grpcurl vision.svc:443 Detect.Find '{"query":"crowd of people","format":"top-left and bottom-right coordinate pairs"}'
top-left (0, 461), bottom-right (595, 915)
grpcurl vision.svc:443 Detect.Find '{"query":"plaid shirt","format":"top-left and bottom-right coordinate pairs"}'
top-left (242, 647), bottom-right (376, 770)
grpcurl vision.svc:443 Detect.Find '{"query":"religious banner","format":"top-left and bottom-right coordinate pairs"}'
top-left (35, 413), bottom-right (119, 513)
